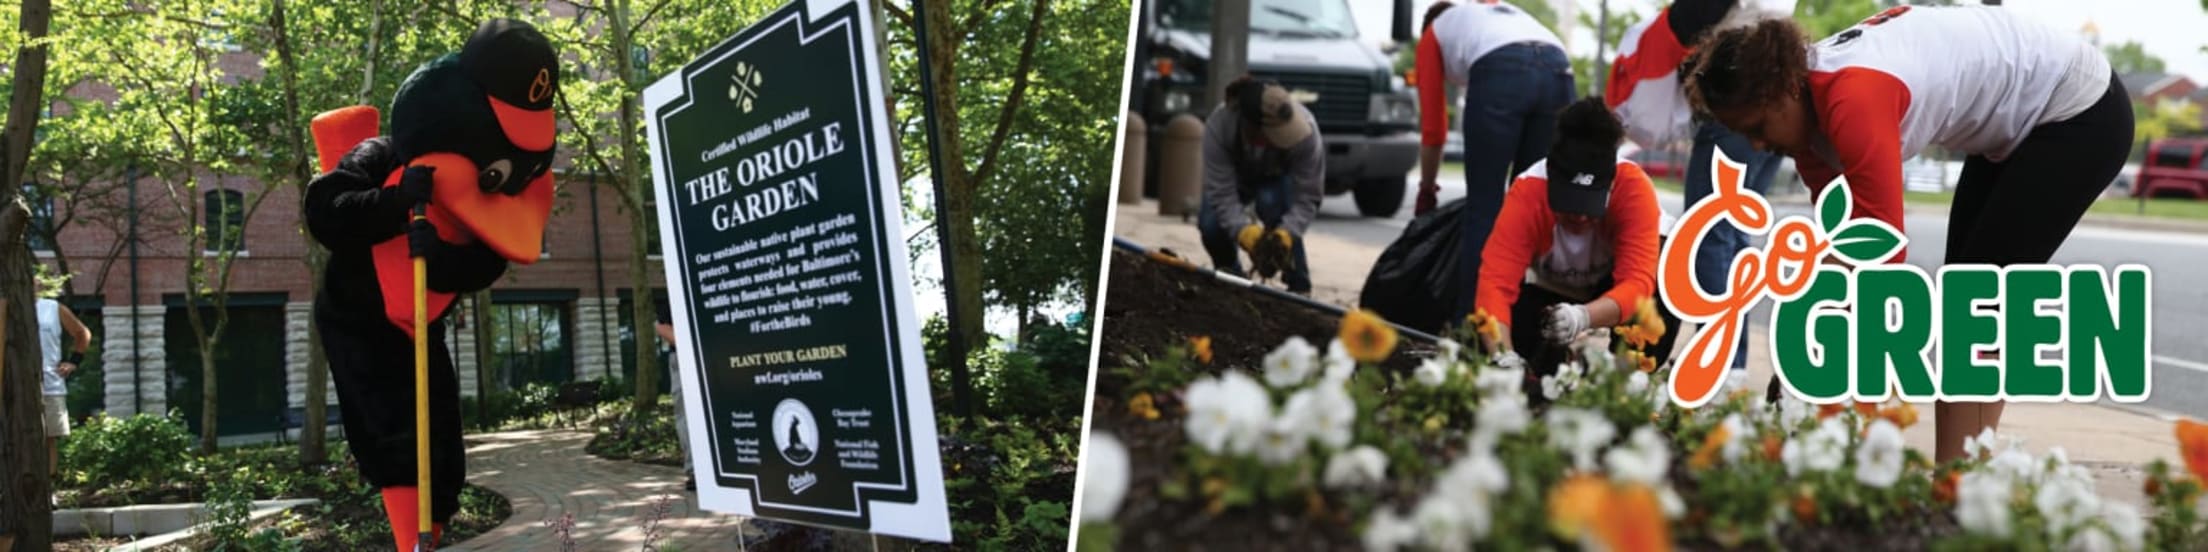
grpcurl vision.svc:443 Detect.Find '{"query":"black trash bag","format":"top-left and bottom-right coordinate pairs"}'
top-left (1359, 199), bottom-right (1466, 334)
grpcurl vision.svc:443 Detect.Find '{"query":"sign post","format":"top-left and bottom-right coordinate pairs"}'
top-left (642, 0), bottom-right (951, 541)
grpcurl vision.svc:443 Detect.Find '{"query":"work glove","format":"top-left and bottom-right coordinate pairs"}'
top-left (1249, 228), bottom-right (1296, 280)
top-left (409, 217), bottom-right (443, 259)
top-left (397, 165), bottom-right (437, 206)
top-left (1236, 223), bottom-right (1265, 254)
top-left (1542, 303), bottom-right (1590, 344)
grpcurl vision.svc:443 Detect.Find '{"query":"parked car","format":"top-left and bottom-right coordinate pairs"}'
top-left (2134, 138), bottom-right (2208, 199)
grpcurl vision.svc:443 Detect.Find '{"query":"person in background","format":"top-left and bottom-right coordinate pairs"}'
top-left (1605, 0), bottom-right (1791, 384)
top-left (1683, 7), bottom-right (2131, 462)
top-left (37, 293), bottom-right (93, 494)
top-left (1412, 0), bottom-right (1575, 320)
top-left (651, 292), bottom-right (698, 491)
top-left (1199, 76), bottom-right (1323, 295)
top-left (1475, 98), bottom-right (1666, 384)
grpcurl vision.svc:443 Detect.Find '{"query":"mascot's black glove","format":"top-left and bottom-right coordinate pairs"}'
top-left (397, 165), bottom-right (437, 206)
top-left (409, 218), bottom-right (443, 259)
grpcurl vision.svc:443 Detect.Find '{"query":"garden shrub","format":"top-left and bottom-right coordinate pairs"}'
top-left (61, 411), bottom-right (195, 488)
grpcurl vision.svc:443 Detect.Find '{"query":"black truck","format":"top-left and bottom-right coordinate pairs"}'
top-left (1132, 0), bottom-right (1420, 217)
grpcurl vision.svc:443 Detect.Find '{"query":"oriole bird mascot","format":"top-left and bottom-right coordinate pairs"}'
top-left (302, 18), bottom-right (559, 551)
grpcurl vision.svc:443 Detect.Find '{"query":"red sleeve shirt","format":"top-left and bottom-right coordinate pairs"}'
top-left (1417, 26), bottom-right (1448, 148)
top-left (1476, 162), bottom-right (1662, 327)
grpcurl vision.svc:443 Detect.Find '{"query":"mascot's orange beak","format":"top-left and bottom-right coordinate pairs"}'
top-left (380, 152), bottom-right (553, 264)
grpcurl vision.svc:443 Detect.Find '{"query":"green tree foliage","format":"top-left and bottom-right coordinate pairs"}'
top-left (1796, 0), bottom-right (1882, 39)
top-left (2105, 40), bottom-right (2168, 76)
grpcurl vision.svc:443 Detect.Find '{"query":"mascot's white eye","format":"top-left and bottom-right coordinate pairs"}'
top-left (479, 158), bottom-right (514, 193)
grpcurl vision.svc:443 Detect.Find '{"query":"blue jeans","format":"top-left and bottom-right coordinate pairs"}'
top-left (1199, 176), bottom-right (1312, 293)
top-left (1683, 122), bottom-right (1779, 369)
top-left (1457, 42), bottom-right (1575, 319)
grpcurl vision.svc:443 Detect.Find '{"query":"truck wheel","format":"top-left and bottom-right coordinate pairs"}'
top-left (1354, 178), bottom-right (1406, 218)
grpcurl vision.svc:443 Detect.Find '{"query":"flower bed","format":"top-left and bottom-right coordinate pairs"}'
top-left (1080, 250), bottom-right (2205, 551)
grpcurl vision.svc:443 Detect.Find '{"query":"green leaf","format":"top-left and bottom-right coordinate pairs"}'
top-left (1819, 182), bottom-right (1852, 233)
top-left (1831, 220), bottom-right (1908, 264)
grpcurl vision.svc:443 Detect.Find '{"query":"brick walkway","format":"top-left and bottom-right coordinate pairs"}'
top-left (447, 429), bottom-right (757, 551)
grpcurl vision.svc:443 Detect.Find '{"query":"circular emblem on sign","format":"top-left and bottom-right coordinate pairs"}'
top-left (772, 398), bottom-right (819, 466)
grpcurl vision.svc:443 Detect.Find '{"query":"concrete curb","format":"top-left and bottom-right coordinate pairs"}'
top-left (57, 499), bottom-right (318, 551)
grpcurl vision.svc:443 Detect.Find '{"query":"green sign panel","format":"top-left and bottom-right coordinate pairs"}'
top-left (642, 0), bottom-right (949, 541)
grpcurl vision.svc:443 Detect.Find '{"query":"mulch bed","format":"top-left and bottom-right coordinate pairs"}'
top-left (1093, 249), bottom-right (1962, 550)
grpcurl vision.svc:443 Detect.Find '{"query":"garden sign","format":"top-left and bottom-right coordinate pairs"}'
top-left (642, 0), bottom-right (950, 541)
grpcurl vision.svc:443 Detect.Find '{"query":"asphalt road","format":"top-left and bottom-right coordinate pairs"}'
top-left (1309, 173), bottom-right (2208, 418)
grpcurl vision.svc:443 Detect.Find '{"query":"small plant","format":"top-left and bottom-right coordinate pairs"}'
top-left (640, 494), bottom-right (675, 551)
top-left (541, 511), bottom-right (579, 552)
top-left (61, 411), bottom-right (196, 489)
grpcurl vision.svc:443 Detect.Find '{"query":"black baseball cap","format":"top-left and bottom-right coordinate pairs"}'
top-left (1547, 145), bottom-right (1617, 217)
top-left (459, 18), bottom-right (558, 153)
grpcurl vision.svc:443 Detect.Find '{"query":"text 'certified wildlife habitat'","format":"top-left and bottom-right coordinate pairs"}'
top-left (642, 0), bottom-right (950, 542)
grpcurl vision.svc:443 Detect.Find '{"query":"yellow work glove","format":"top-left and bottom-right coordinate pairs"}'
top-left (1236, 223), bottom-right (1265, 253)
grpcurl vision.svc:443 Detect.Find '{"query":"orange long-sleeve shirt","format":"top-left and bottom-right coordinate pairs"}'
top-left (1475, 160), bottom-right (1662, 328)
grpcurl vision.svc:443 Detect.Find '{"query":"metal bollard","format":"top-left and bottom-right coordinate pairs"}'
top-left (1118, 111), bottom-right (1147, 205)
top-left (1157, 113), bottom-right (1205, 216)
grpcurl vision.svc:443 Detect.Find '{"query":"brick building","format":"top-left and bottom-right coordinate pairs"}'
top-left (26, 48), bottom-right (669, 442)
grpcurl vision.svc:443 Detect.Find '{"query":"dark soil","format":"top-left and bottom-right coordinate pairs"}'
top-left (1093, 250), bottom-right (1963, 550)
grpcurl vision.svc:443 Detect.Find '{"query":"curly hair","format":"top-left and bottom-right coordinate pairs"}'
top-left (1423, 1), bottom-right (1454, 33)
top-left (1555, 96), bottom-right (1625, 153)
top-left (1682, 17), bottom-right (1812, 117)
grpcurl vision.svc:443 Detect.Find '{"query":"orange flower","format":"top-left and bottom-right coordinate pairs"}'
top-left (2177, 419), bottom-right (2208, 484)
top-left (1127, 393), bottom-right (1161, 421)
top-left (1188, 335), bottom-right (1213, 365)
top-left (1761, 435), bottom-right (1785, 462)
top-left (1638, 353), bottom-right (1657, 373)
top-left (1615, 297), bottom-right (1667, 351)
top-left (1547, 474), bottom-right (1609, 540)
top-left (2145, 475), bottom-right (2163, 498)
top-left (1592, 484), bottom-right (1673, 552)
top-left (1340, 309), bottom-right (1399, 363)
top-left (1467, 308), bottom-right (1502, 345)
top-left (1934, 471), bottom-right (1961, 504)
top-left (1878, 403), bottom-right (1919, 429)
top-left (1690, 424), bottom-right (1731, 471)
top-left (1791, 491), bottom-right (1818, 525)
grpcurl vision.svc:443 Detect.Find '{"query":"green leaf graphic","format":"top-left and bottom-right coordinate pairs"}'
top-left (1818, 182), bottom-right (1850, 233)
top-left (1831, 220), bottom-right (1906, 264)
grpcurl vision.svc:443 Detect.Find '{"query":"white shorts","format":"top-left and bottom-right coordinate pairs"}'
top-left (42, 395), bottom-right (70, 437)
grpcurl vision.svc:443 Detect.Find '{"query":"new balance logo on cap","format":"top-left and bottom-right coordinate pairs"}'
top-left (1572, 173), bottom-right (1595, 187)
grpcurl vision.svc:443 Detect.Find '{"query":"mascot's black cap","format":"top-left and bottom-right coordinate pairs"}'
top-left (459, 18), bottom-right (558, 153)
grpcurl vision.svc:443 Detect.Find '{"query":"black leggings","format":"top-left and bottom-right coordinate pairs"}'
top-left (1948, 73), bottom-right (2134, 265)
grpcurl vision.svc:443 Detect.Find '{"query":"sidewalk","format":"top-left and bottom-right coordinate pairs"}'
top-left (1110, 199), bottom-right (2189, 508)
top-left (450, 429), bottom-right (756, 551)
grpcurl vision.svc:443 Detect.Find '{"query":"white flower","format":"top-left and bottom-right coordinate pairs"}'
top-left (1625, 370), bottom-right (1651, 397)
top-left (1493, 350), bottom-right (1526, 370)
top-left (1412, 495), bottom-right (1472, 552)
top-left (2070, 527), bottom-right (2117, 552)
top-left (1324, 446), bottom-right (1389, 489)
top-left (1437, 339), bottom-right (1463, 364)
top-left (1291, 383), bottom-right (1357, 450)
top-left (1957, 471), bottom-right (2015, 538)
top-left (1183, 371), bottom-right (1272, 454)
top-left (1470, 396), bottom-right (1530, 450)
top-left (1263, 336), bottom-right (1320, 388)
top-left (1473, 366), bottom-right (1524, 400)
top-left (1782, 417), bottom-right (1848, 476)
top-left (1253, 412), bottom-right (1311, 466)
top-left (1853, 419), bottom-right (1906, 488)
top-left (1776, 396), bottom-right (1814, 431)
top-left (1986, 448), bottom-right (2038, 485)
top-left (1363, 508), bottom-right (1418, 552)
top-left (1324, 338), bottom-right (1357, 382)
top-left (2100, 502), bottom-right (2147, 551)
top-left (1438, 450), bottom-right (1511, 497)
top-left (1079, 433), bottom-right (1128, 522)
top-left (2034, 476), bottom-right (2101, 538)
top-left (1658, 485), bottom-right (1686, 520)
top-left (1604, 426), bottom-right (1671, 486)
top-left (1414, 357), bottom-right (1450, 387)
top-left (1546, 408), bottom-right (1617, 471)
top-left (1541, 374), bottom-right (1570, 400)
top-left (1719, 413), bottom-right (1757, 463)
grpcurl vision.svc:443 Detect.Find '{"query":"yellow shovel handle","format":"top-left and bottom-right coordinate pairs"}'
top-left (412, 210), bottom-right (432, 550)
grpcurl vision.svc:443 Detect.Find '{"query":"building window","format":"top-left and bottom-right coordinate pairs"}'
top-left (204, 188), bottom-right (244, 253)
top-left (486, 295), bottom-right (575, 389)
top-left (22, 182), bottom-right (53, 252)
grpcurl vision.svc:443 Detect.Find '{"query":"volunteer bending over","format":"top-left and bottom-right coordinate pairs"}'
top-left (1477, 98), bottom-right (1667, 381)
top-left (1682, 6), bottom-right (2132, 462)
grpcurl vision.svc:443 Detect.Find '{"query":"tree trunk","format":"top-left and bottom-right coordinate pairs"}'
top-left (1, 1), bottom-right (57, 545)
top-left (300, 246), bottom-right (330, 463)
top-left (612, 0), bottom-right (662, 413)
top-left (198, 342), bottom-right (219, 452)
top-left (920, 0), bottom-right (980, 416)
